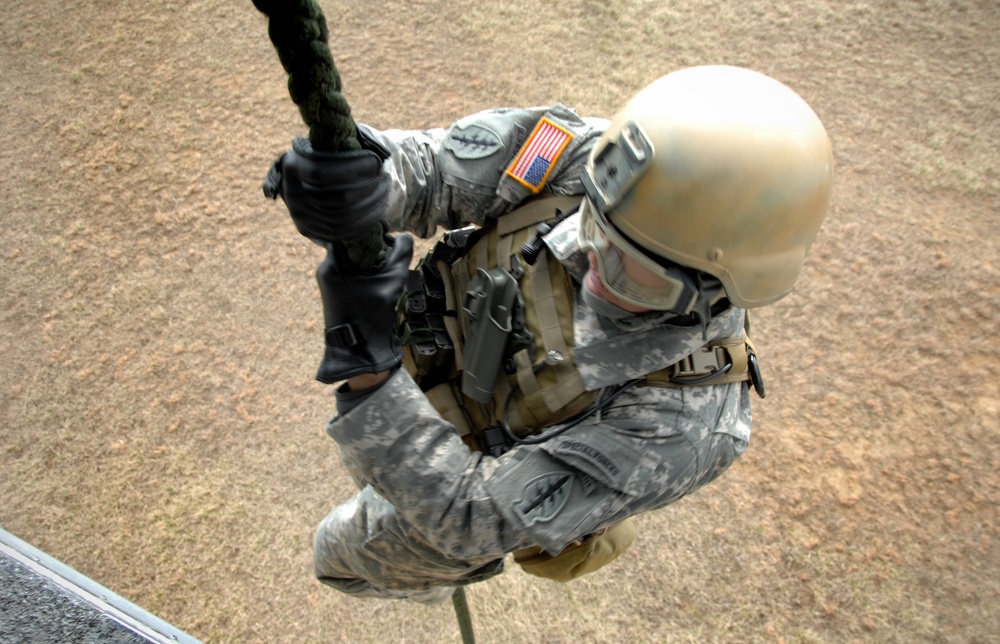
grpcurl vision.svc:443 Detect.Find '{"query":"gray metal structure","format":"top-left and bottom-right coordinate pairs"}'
top-left (1, 527), bottom-right (201, 643)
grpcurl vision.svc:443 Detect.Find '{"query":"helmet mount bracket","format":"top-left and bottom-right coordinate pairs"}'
top-left (582, 121), bottom-right (654, 215)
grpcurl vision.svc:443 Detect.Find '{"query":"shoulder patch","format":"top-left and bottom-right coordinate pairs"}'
top-left (505, 117), bottom-right (574, 194)
top-left (518, 472), bottom-right (572, 525)
top-left (443, 123), bottom-right (505, 160)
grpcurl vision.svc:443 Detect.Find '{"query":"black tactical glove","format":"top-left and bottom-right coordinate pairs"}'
top-left (315, 231), bottom-right (414, 383)
top-left (263, 126), bottom-right (391, 242)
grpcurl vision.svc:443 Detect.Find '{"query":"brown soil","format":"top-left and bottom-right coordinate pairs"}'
top-left (1, 1), bottom-right (997, 642)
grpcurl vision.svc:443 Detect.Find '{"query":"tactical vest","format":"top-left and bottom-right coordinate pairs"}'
top-left (399, 196), bottom-right (761, 456)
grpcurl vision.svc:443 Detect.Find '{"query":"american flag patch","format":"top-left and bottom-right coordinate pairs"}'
top-left (505, 118), bottom-right (574, 193)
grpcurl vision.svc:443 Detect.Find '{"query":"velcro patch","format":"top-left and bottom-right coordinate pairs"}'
top-left (504, 117), bottom-right (573, 193)
top-left (517, 472), bottom-right (573, 525)
top-left (443, 123), bottom-right (504, 160)
top-left (546, 429), bottom-right (645, 494)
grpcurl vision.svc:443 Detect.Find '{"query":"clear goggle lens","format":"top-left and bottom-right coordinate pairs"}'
top-left (578, 199), bottom-right (690, 311)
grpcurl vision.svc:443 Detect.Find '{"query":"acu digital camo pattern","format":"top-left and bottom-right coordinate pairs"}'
top-left (312, 107), bottom-right (753, 601)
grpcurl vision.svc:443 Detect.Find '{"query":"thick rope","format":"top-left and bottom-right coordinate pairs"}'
top-left (252, 0), bottom-right (384, 269)
top-left (452, 587), bottom-right (476, 644)
top-left (254, 5), bottom-right (477, 638)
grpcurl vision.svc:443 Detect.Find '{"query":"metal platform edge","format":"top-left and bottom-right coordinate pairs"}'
top-left (0, 526), bottom-right (202, 644)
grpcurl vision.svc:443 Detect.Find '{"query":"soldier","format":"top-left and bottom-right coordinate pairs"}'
top-left (264, 65), bottom-right (833, 603)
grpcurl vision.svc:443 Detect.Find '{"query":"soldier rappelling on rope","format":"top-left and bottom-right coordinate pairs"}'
top-left (253, 0), bottom-right (833, 614)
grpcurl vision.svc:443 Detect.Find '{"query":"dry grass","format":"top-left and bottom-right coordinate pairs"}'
top-left (1, 0), bottom-right (998, 642)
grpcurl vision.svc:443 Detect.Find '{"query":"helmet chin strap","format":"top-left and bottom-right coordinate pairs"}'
top-left (696, 272), bottom-right (715, 340)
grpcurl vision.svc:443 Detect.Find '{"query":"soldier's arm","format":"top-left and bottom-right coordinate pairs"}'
top-left (328, 367), bottom-right (749, 560)
top-left (361, 106), bottom-right (607, 237)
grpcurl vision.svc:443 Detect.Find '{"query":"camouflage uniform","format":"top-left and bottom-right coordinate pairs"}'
top-left (312, 105), bottom-right (753, 601)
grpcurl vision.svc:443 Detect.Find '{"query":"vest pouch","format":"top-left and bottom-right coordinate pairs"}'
top-left (513, 518), bottom-right (637, 582)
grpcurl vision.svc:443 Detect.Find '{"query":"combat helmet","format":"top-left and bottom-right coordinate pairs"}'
top-left (579, 65), bottom-right (834, 310)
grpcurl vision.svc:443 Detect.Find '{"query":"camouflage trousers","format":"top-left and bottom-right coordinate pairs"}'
top-left (313, 485), bottom-right (505, 603)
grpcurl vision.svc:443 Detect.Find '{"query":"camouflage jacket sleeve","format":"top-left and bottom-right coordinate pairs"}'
top-left (326, 367), bottom-right (750, 559)
top-left (360, 106), bottom-right (608, 237)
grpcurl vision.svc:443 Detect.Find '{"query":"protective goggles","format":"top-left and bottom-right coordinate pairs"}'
top-left (577, 198), bottom-right (697, 313)
top-left (577, 120), bottom-right (698, 312)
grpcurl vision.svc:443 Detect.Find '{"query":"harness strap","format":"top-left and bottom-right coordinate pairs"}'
top-left (531, 251), bottom-right (586, 414)
top-left (497, 196), bottom-right (579, 235)
top-left (496, 233), bottom-right (515, 272)
top-left (643, 332), bottom-right (756, 389)
top-left (439, 259), bottom-right (466, 370)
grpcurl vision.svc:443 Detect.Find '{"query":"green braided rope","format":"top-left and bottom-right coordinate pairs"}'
top-left (253, 0), bottom-right (385, 269)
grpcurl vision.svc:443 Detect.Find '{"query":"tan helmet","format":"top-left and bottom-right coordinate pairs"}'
top-left (580, 65), bottom-right (834, 308)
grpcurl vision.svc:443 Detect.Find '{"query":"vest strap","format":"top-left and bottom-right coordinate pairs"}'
top-left (643, 335), bottom-right (756, 389)
top-left (497, 196), bottom-right (580, 236)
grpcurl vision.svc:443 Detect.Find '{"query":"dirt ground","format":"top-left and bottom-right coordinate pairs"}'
top-left (1, 0), bottom-right (997, 642)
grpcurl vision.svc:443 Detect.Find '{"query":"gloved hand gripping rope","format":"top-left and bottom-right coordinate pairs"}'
top-left (251, 1), bottom-right (473, 641)
top-left (253, 0), bottom-right (414, 385)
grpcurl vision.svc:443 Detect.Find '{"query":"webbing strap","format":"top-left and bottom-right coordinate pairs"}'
top-left (643, 336), bottom-right (754, 388)
top-left (530, 252), bottom-right (569, 357)
top-left (513, 350), bottom-right (540, 394)
top-left (474, 240), bottom-right (489, 281)
top-left (497, 196), bottom-right (580, 236)
top-left (439, 259), bottom-right (466, 370)
top-left (496, 233), bottom-right (514, 272)
top-left (526, 243), bottom-right (589, 415)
